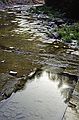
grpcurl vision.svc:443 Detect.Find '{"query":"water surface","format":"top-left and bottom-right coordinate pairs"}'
top-left (0, 68), bottom-right (71, 120)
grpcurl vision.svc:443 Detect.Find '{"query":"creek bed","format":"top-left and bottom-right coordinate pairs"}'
top-left (0, 4), bottom-right (79, 120)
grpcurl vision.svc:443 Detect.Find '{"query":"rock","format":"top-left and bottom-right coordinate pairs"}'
top-left (37, 14), bottom-right (49, 20)
top-left (68, 101), bottom-right (76, 108)
top-left (47, 32), bottom-right (61, 39)
top-left (9, 47), bottom-right (14, 49)
top-left (48, 21), bottom-right (55, 27)
top-left (47, 32), bottom-right (53, 38)
top-left (28, 68), bottom-right (41, 79)
top-left (69, 40), bottom-right (78, 48)
top-left (33, 0), bottom-right (44, 4)
top-left (52, 32), bottom-right (61, 39)
top-left (54, 19), bottom-right (64, 26)
top-left (0, 73), bottom-right (18, 101)
top-left (28, 71), bottom-right (36, 78)
top-left (9, 71), bottom-right (17, 76)
top-left (1, 60), bottom-right (5, 63)
top-left (71, 51), bottom-right (79, 56)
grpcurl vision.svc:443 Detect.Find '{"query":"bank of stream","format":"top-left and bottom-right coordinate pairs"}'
top-left (0, 4), bottom-right (79, 120)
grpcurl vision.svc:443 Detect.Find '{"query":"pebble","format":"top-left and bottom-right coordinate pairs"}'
top-left (9, 71), bottom-right (17, 76)
top-left (1, 60), bottom-right (5, 63)
top-left (9, 47), bottom-right (14, 49)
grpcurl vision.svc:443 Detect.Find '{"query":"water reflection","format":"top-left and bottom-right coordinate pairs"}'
top-left (0, 67), bottom-right (78, 120)
top-left (40, 68), bottom-right (77, 103)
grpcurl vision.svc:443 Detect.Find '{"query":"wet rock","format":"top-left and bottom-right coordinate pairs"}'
top-left (54, 19), bottom-right (64, 26)
top-left (71, 51), bottom-right (79, 56)
top-left (66, 49), bottom-right (75, 54)
top-left (0, 45), bottom-right (15, 52)
top-left (63, 107), bottom-right (79, 120)
top-left (9, 71), bottom-right (17, 76)
top-left (0, 67), bottom-right (42, 101)
top-left (37, 14), bottom-right (49, 20)
top-left (0, 73), bottom-right (18, 101)
top-left (63, 71), bottom-right (78, 82)
top-left (48, 21), bottom-right (55, 27)
top-left (68, 101), bottom-right (76, 108)
top-left (9, 47), bottom-right (15, 50)
top-left (1, 60), bottom-right (5, 63)
top-left (54, 45), bottom-right (59, 48)
top-left (69, 40), bottom-right (78, 48)
top-left (45, 32), bottom-right (51, 38)
top-left (33, 0), bottom-right (44, 4)
top-left (28, 68), bottom-right (42, 79)
top-left (44, 38), bottom-right (57, 43)
top-left (52, 32), bottom-right (61, 39)
top-left (0, 1), bottom-right (5, 9)
top-left (47, 32), bottom-right (61, 39)
top-left (61, 72), bottom-right (78, 82)
top-left (64, 80), bottom-right (79, 120)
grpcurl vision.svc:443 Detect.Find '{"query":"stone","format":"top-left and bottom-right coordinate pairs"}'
top-left (48, 21), bottom-right (55, 27)
top-left (54, 19), bottom-right (64, 26)
top-left (1, 60), bottom-right (5, 63)
top-left (71, 51), bottom-right (79, 56)
top-left (52, 32), bottom-right (61, 39)
top-left (9, 71), bottom-right (17, 76)
top-left (47, 32), bottom-right (61, 39)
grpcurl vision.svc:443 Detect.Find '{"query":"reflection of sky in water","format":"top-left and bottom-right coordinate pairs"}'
top-left (0, 68), bottom-right (76, 120)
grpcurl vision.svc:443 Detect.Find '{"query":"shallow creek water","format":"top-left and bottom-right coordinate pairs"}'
top-left (0, 5), bottom-right (79, 120)
top-left (0, 67), bottom-right (77, 120)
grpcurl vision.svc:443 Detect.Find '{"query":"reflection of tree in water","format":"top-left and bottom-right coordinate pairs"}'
top-left (47, 70), bottom-right (78, 103)
top-left (15, 68), bottom-right (78, 104)
top-left (35, 69), bottom-right (42, 79)
top-left (15, 68), bottom-right (42, 92)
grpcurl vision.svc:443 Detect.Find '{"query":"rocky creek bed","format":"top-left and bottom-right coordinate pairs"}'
top-left (0, 4), bottom-right (79, 120)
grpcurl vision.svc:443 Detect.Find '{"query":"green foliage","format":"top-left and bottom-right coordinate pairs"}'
top-left (29, 5), bottom-right (61, 18)
top-left (56, 23), bottom-right (79, 44)
top-left (30, 5), bottom-right (79, 45)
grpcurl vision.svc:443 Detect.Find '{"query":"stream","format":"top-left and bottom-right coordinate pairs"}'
top-left (0, 4), bottom-right (79, 120)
